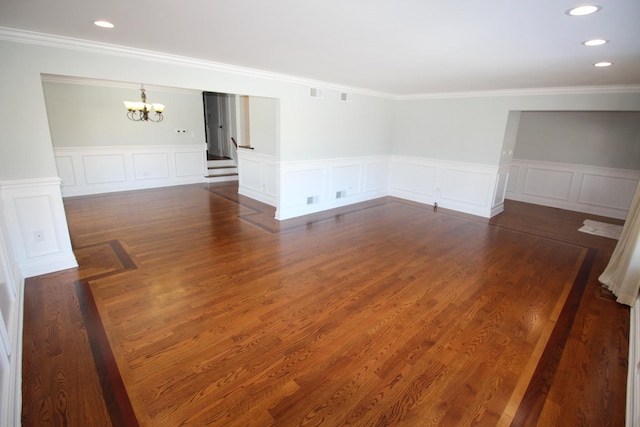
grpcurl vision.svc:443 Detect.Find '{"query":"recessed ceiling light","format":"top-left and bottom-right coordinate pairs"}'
top-left (583, 39), bottom-right (608, 46)
top-left (94, 20), bottom-right (114, 28)
top-left (566, 5), bottom-right (602, 16)
top-left (594, 61), bottom-right (613, 67)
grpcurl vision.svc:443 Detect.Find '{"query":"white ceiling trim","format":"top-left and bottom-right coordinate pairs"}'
top-left (3, 26), bottom-right (639, 101)
top-left (0, 27), bottom-right (388, 98)
top-left (40, 74), bottom-right (202, 95)
top-left (398, 85), bottom-right (640, 101)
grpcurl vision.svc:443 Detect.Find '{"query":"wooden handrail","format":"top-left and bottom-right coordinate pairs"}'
top-left (231, 136), bottom-right (254, 150)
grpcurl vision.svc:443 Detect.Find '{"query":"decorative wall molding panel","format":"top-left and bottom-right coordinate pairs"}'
top-left (276, 156), bottom-right (390, 220)
top-left (54, 144), bottom-right (207, 197)
top-left (506, 160), bottom-right (640, 219)
top-left (0, 179), bottom-right (68, 426)
top-left (390, 156), bottom-right (503, 218)
top-left (237, 150), bottom-right (279, 207)
top-left (0, 178), bottom-right (77, 278)
top-left (0, 221), bottom-right (22, 427)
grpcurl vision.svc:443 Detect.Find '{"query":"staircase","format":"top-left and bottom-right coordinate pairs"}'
top-left (205, 158), bottom-right (238, 183)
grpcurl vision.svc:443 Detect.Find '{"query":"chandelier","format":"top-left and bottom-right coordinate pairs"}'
top-left (123, 84), bottom-right (165, 122)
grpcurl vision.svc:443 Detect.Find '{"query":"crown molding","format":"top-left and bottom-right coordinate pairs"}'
top-left (0, 27), bottom-right (390, 99)
top-left (40, 74), bottom-right (203, 95)
top-left (395, 84), bottom-right (640, 100)
top-left (2, 27), bottom-right (639, 101)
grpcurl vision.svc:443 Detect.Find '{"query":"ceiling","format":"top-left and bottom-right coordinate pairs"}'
top-left (0, 0), bottom-right (639, 95)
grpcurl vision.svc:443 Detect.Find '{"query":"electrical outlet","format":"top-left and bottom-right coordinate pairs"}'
top-left (175, 129), bottom-right (188, 134)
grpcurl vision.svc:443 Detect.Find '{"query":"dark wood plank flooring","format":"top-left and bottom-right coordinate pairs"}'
top-left (21, 182), bottom-right (629, 426)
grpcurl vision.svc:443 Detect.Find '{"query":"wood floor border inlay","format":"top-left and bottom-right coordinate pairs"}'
top-left (511, 248), bottom-right (597, 426)
top-left (73, 239), bottom-right (139, 426)
top-left (76, 280), bottom-right (140, 427)
top-left (72, 192), bottom-right (605, 426)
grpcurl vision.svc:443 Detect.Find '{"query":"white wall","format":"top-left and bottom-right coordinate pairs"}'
top-left (392, 91), bottom-right (640, 218)
top-left (393, 91), bottom-right (640, 168)
top-left (514, 111), bottom-right (640, 170)
top-left (282, 89), bottom-right (393, 162)
top-left (248, 96), bottom-right (279, 157)
top-left (42, 78), bottom-right (206, 148)
top-left (393, 97), bottom-right (511, 165)
top-left (0, 35), bottom-right (393, 180)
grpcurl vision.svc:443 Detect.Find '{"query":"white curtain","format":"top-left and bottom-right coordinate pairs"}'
top-left (599, 180), bottom-right (640, 306)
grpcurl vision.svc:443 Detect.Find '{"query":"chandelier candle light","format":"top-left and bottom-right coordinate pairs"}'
top-left (124, 84), bottom-right (165, 122)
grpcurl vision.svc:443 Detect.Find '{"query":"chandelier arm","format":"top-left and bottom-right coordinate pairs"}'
top-left (124, 84), bottom-right (164, 122)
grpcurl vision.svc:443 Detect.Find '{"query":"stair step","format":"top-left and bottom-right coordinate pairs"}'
top-left (207, 159), bottom-right (236, 168)
top-left (207, 166), bottom-right (238, 176)
top-left (206, 172), bottom-right (238, 177)
top-left (204, 173), bottom-right (238, 183)
top-left (207, 165), bottom-right (237, 170)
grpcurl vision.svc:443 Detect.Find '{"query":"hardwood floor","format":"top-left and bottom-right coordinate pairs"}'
top-left (22, 182), bottom-right (629, 426)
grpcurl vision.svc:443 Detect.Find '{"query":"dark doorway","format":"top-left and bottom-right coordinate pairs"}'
top-left (203, 92), bottom-right (232, 159)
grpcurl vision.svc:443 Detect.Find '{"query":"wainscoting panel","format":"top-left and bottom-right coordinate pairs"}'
top-left (364, 161), bottom-right (390, 192)
top-left (523, 168), bottom-right (573, 201)
top-left (237, 150), bottom-right (278, 207)
top-left (390, 156), bottom-right (501, 218)
top-left (264, 163), bottom-right (279, 198)
top-left (283, 168), bottom-right (326, 208)
top-left (83, 154), bottom-right (127, 185)
top-left (55, 156), bottom-right (76, 187)
top-left (0, 221), bottom-right (22, 427)
top-left (507, 165), bottom-right (519, 194)
top-left (0, 177), bottom-right (77, 277)
top-left (330, 164), bottom-right (362, 197)
top-left (14, 195), bottom-right (60, 258)
top-left (506, 160), bottom-right (640, 219)
top-left (494, 168), bottom-right (510, 207)
top-left (175, 151), bottom-right (206, 177)
top-left (578, 174), bottom-right (639, 210)
top-left (276, 156), bottom-right (390, 220)
top-left (441, 168), bottom-right (493, 206)
top-left (133, 153), bottom-right (169, 180)
top-left (240, 158), bottom-right (262, 192)
top-left (54, 145), bottom-right (207, 197)
top-left (390, 161), bottom-right (437, 199)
